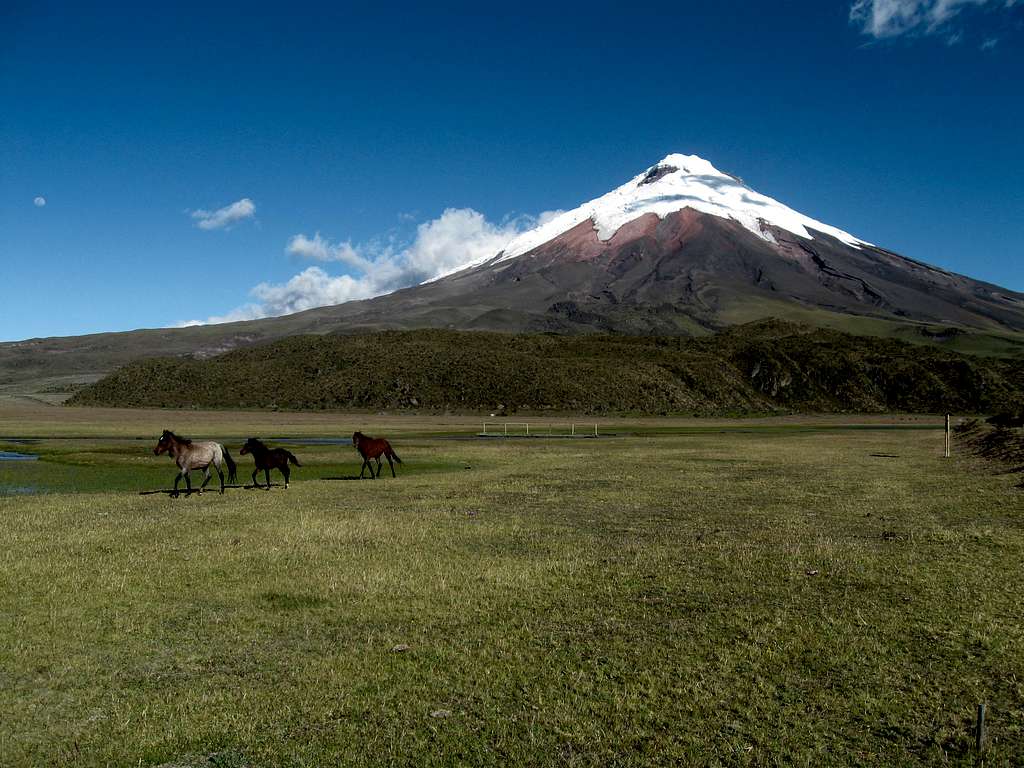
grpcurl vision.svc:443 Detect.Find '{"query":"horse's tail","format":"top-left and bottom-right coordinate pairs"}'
top-left (222, 446), bottom-right (238, 483)
top-left (286, 450), bottom-right (301, 467)
top-left (387, 443), bottom-right (402, 464)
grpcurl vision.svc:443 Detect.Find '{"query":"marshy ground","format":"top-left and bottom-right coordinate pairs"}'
top-left (1, 402), bottom-right (1021, 766)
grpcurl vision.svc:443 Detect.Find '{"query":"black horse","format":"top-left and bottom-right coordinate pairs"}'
top-left (240, 438), bottom-right (301, 489)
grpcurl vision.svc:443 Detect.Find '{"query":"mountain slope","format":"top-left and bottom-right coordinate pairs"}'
top-left (210, 153), bottom-right (1024, 340)
top-left (410, 154), bottom-right (1024, 336)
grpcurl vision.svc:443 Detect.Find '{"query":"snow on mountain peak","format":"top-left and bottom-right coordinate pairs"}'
top-left (646, 153), bottom-right (724, 179)
top-left (497, 154), bottom-right (869, 262)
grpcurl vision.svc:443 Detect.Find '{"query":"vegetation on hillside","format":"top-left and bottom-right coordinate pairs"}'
top-left (68, 321), bottom-right (1024, 414)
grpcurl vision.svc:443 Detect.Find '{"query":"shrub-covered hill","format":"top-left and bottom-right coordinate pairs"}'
top-left (68, 322), bottom-right (1024, 414)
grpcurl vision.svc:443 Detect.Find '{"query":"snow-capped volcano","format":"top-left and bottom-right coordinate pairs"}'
top-left (496, 153), bottom-right (869, 262)
top-left (4, 153), bottom-right (1022, 391)
top-left (6, 153), bottom-right (1023, 394)
top-left (401, 152), bottom-right (1022, 339)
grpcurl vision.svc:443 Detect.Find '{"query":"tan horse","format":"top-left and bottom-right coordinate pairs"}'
top-left (154, 430), bottom-right (237, 497)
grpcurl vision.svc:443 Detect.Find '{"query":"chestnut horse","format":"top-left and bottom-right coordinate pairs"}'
top-left (153, 429), bottom-right (237, 497)
top-left (240, 437), bottom-right (301, 489)
top-left (352, 431), bottom-right (402, 478)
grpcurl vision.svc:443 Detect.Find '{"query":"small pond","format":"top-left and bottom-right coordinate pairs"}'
top-left (0, 451), bottom-right (38, 461)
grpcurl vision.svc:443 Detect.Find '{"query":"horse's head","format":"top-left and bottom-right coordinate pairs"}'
top-left (154, 430), bottom-right (173, 456)
top-left (240, 437), bottom-right (259, 455)
top-left (352, 431), bottom-right (363, 446)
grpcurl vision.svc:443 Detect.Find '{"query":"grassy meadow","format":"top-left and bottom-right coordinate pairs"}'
top-left (1, 402), bottom-right (1022, 766)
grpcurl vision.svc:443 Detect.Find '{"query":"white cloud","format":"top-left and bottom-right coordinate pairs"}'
top-left (850, 0), bottom-right (1016, 38)
top-left (33, 196), bottom-right (46, 207)
top-left (176, 305), bottom-right (266, 326)
top-left (285, 232), bottom-right (369, 270)
top-left (404, 207), bottom-right (526, 281)
top-left (190, 198), bottom-right (255, 230)
top-left (980, 36), bottom-right (999, 48)
top-left (178, 269), bottom-right (373, 325)
top-left (181, 207), bottom-right (557, 326)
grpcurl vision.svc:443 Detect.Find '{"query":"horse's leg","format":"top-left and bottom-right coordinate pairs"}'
top-left (282, 464), bottom-right (290, 489)
top-left (215, 461), bottom-right (225, 494)
top-left (386, 454), bottom-right (396, 478)
top-left (251, 468), bottom-right (259, 489)
top-left (359, 458), bottom-right (368, 479)
top-left (172, 471), bottom-right (181, 498)
top-left (184, 469), bottom-right (193, 496)
top-left (198, 466), bottom-right (212, 494)
top-left (264, 468), bottom-right (271, 489)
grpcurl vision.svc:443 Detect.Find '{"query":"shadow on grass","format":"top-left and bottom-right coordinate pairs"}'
top-left (138, 484), bottom-right (247, 496)
top-left (139, 478), bottom-right (380, 493)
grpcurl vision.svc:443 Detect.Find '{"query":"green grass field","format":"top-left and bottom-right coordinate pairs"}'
top-left (2, 403), bottom-right (1022, 766)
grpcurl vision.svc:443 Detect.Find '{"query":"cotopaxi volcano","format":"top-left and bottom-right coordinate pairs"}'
top-left (3, 153), bottom-right (1023, 397)
top-left (378, 152), bottom-right (1024, 338)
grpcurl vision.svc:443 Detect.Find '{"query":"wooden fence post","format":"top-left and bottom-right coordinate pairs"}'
top-left (976, 702), bottom-right (986, 753)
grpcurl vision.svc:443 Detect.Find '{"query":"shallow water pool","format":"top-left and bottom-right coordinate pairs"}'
top-left (0, 451), bottom-right (38, 461)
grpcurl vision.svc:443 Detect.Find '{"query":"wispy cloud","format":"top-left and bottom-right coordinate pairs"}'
top-left (285, 232), bottom-right (368, 269)
top-left (190, 198), bottom-right (255, 230)
top-left (33, 196), bottom-right (46, 207)
top-left (980, 35), bottom-right (1000, 48)
top-left (180, 207), bottom-right (559, 326)
top-left (850, 0), bottom-right (1018, 38)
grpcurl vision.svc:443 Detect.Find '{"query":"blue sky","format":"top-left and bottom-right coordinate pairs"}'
top-left (2, 1), bottom-right (1022, 341)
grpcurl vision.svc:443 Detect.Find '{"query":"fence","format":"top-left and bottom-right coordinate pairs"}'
top-left (480, 422), bottom-right (599, 437)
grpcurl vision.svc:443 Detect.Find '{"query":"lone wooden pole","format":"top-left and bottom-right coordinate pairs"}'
top-left (976, 702), bottom-right (986, 753)
top-left (944, 413), bottom-right (951, 459)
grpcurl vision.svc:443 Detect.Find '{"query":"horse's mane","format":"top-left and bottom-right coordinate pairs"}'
top-left (164, 430), bottom-right (192, 446)
top-left (245, 437), bottom-right (266, 448)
